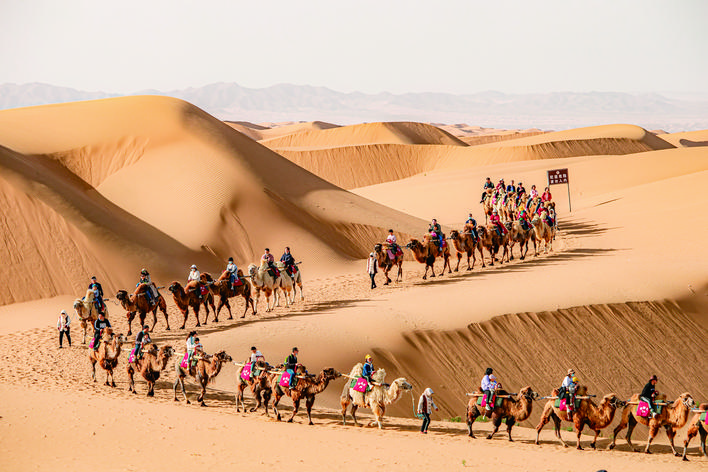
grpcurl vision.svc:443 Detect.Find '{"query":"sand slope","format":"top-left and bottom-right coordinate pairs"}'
top-left (658, 129), bottom-right (708, 147)
top-left (0, 97), bottom-right (426, 304)
top-left (260, 121), bottom-right (467, 149)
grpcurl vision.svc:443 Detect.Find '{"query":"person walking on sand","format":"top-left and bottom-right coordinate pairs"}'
top-left (417, 387), bottom-right (438, 434)
top-left (367, 252), bottom-right (378, 289)
top-left (57, 309), bottom-right (71, 348)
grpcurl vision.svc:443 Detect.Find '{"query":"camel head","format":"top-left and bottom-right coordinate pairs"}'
top-left (115, 290), bottom-right (128, 302)
top-left (406, 239), bottom-right (421, 251)
top-left (449, 230), bottom-right (459, 241)
top-left (519, 386), bottom-right (540, 401)
top-left (392, 377), bottom-right (412, 391)
top-left (116, 333), bottom-right (127, 344)
top-left (321, 367), bottom-right (342, 382)
top-left (373, 243), bottom-right (383, 254)
top-left (213, 351), bottom-right (233, 363)
top-left (168, 282), bottom-right (181, 294)
top-left (678, 393), bottom-right (696, 409)
top-left (247, 264), bottom-right (258, 278)
top-left (161, 345), bottom-right (175, 358)
top-left (602, 393), bottom-right (626, 409)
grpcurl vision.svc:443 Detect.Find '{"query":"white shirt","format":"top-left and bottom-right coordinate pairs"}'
top-left (367, 256), bottom-right (377, 274)
top-left (188, 269), bottom-right (200, 282)
top-left (57, 315), bottom-right (70, 331)
top-left (481, 375), bottom-right (495, 391)
top-left (186, 337), bottom-right (196, 354)
top-left (417, 388), bottom-right (438, 414)
top-left (562, 375), bottom-right (573, 388)
top-left (530, 189), bottom-right (539, 198)
top-left (250, 351), bottom-right (263, 362)
top-left (386, 234), bottom-right (397, 244)
top-left (226, 262), bottom-right (237, 274)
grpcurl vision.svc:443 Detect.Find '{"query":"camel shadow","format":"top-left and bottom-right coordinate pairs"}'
top-left (679, 138), bottom-right (708, 147)
top-left (560, 218), bottom-right (618, 237)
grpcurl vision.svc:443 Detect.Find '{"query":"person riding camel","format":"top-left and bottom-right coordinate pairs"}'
top-left (541, 186), bottom-right (552, 203)
top-left (526, 184), bottom-right (539, 210)
top-left (385, 230), bottom-right (399, 259)
top-left (641, 375), bottom-right (660, 418)
top-left (362, 354), bottom-right (375, 385)
top-left (515, 182), bottom-right (526, 205)
top-left (489, 210), bottom-right (507, 236)
top-left (518, 208), bottom-right (531, 230)
top-left (133, 325), bottom-right (151, 361)
top-left (280, 247), bottom-right (296, 277)
top-left (560, 369), bottom-right (577, 420)
top-left (92, 312), bottom-right (111, 351)
top-left (262, 248), bottom-right (279, 278)
top-left (186, 331), bottom-right (198, 368)
top-left (285, 347), bottom-right (299, 388)
top-left (88, 276), bottom-right (106, 314)
top-left (187, 264), bottom-right (202, 299)
top-left (249, 346), bottom-right (265, 378)
top-left (429, 219), bottom-right (443, 248)
top-left (495, 178), bottom-right (506, 193)
top-left (480, 367), bottom-right (496, 415)
top-left (138, 269), bottom-right (158, 306)
top-left (506, 179), bottom-right (516, 194)
top-left (480, 177), bottom-right (494, 203)
top-left (465, 213), bottom-right (479, 240)
top-left (226, 257), bottom-right (239, 290)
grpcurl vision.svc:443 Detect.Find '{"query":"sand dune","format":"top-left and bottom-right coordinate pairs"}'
top-left (260, 121), bottom-right (467, 149)
top-left (0, 97), bottom-right (426, 304)
top-left (224, 120), bottom-right (340, 141)
top-left (658, 129), bottom-right (708, 147)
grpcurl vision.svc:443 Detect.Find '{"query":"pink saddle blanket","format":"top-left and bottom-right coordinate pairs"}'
top-left (241, 364), bottom-right (252, 381)
top-left (386, 247), bottom-right (403, 260)
top-left (559, 398), bottom-right (568, 411)
top-left (353, 377), bottom-right (368, 393)
top-left (636, 401), bottom-right (650, 418)
top-left (128, 348), bottom-right (136, 364)
top-left (279, 371), bottom-right (292, 387)
top-left (89, 338), bottom-right (95, 349)
top-left (180, 352), bottom-right (189, 369)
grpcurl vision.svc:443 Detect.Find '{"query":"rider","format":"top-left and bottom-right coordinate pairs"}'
top-left (489, 210), bottom-right (507, 236)
top-left (187, 264), bottom-right (202, 299)
top-left (262, 248), bottom-right (280, 278)
top-left (285, 347), bottom-right (299, 389)
top-left (541, 186), bottom-right (552, 203)
top-left (92, 312), bottom-right (111, 351)
top-left (226, 257), bottom-right (239, 290)
top-left (89, 276), bottom-right (106, 314)
top-left (515, 181), bottom-right (526, 205)
top-left (518, 208), bottom-right (531, 230)
top-left (480, 367), bottom-right (495, 414)
top-left (133, 325), bottom-right (151, 360)
top-left (138, 269), bottom-right (157, 305)
top-left (465, 213), bottom-right (479, 239)
top-left (429, 219), bottom-right (443, 248)
top-left (186, 331), bottom-right (198, 368)
top-left (560, 369), bottom-right (577, 420)
top-left (250, 346), bottom-right (265, 377)
top-left (526, 184), bottom-right (539, 210)
top-left (386, 230), bottom-right (399, 257)
top-left (640, 375), bottom-right (659, 418)
top-left (495, 178), bottom-right (506, 193)
top-left (280, 247), bottom-right (295, 277)
top-left (362, 354), bottom-right (375, 385)
top-left (480, 177), bottom-right (494, 203)
top-left (506, 179), bottom-right (516, 194)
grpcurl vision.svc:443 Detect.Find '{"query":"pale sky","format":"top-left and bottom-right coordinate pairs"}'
top-left (2, 0), bottom-right (706, 95)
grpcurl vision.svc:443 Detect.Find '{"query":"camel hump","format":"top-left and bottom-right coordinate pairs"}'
top-left (185, 280), bottom-right (200, 289)
top-left (133, 284), bottom-right (150, 296)
top-left (217, 271), bottom-right (230, 281)
top-left (201, 272), bottom-right (214, 282)
top-left (348, 363), bottom-right (364, 378)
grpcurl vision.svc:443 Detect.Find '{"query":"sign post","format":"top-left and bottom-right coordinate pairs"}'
top-left (547, 168), bottom-right (571, 212)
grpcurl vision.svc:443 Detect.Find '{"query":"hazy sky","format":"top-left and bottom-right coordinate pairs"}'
top-left (2, 0), bottom-right (706, 95)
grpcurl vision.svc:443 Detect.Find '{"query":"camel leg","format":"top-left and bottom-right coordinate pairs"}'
top-left (576, 422), bottom-right (585, 450)
top-left (644, 421), bottom-right (661, 454)
top-left (454, 253), bottom-right (461, 272)
top-left (127, 312), bottom-right (135, 336)
top-left (81, 320), bottom-right (87, 344)
top-left (487, 415), bottom-right (502, 440)
top-left (682, 424), bottom-right (698, 460)
top-left (174, 375), bottom-right (190, 404)
top-left (666, 426), bottom-right (680, 456)
top-left (701, 425), bottom-right (708, 457)
top-left (305, 396), bottom-right (315, 425)
top-left (193, 304), bottom-right (201, 327)
top-left (262, 389), bottom-right (271, 417)
top-left (91, 360), bottom-right (97, 382)
top-left (509, 242), bottom-right (515, 261)
top-left (396, 263), bottom-right (402, 282)
top-left (128, 366), bottom-right (135, 393)
top-left (272, 391), bottom-right (282, 421)
top-left (340, 400), bottom-right (349, 426)
top-left (235, 384), bottom-right (243, 412)
top-left (150, 309), bottom-right (157, 332)
top-left (240, 295), bottom-right (249, 318)
top-left (351, 404), bottom-right (360, 427)
top-left (147, 381), bottom-right (155, 397)
top-left (505, 416), bottom-right (516, 441)
top-left (467, 405), bottom-right (480, 438)
top-left (161, 304), bottom-right (170, 330)
top-left (551, 412), bottom-right (567, 447)
top-left (624, 414), bottom-right (638, 452)
top-left (288, 398), bottom-right (300, 423)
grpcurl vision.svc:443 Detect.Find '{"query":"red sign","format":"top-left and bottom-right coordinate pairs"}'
top-left (547, 168), bottom-right (569, 185)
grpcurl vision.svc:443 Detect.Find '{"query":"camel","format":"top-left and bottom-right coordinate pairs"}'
top-left (73, 289), bottom-right (108, 344)
top-left (610, 392), bottom-right (696, 455)
top-left (248, 261), bottom-right (280, 313)
top-left (201, 271), bottom-right (255, 320)
top-left (173, 350), bottom-right (232, 406)
top-left (535, 386), bottom-right (626, 450)
top-left (269, 366), bottom-right (341, 425)
top-left (482, 188), bottom-right (494, 223)
top-left (116, 285), bottom-right (170, 336)
top-left (406, 234), bottom-right (451, 279)
top-left (288, 263), bottom-right (305, 301)
top-left (531, 210), bottom-right (556, 255)
top-left (466, 386), bottom-right (539, 440)
top-left (168, 281), bottom-right (216, 329)
top-left (477, 225), bottom-right (509, 266)
top-left (127, 344), bottom-right (174, 396)
top-left (88, 328), bottom-right (125, 387)
top-left (235, 359), bottom-right (273, 415)
top-left (374, 243), bottom-right (403, 284)
top-left (449, 226), bottom-right (483, 271)
top-left (682, 403), bottom-right (708, 461)
top-left (506, 220), bottom-right (536, 261)
top-left (340, 363), bottom-right (412, 429)
top-left (502, 192), bottom-right (517, 222)
top-left (275, 261), bottom-right (295, 307)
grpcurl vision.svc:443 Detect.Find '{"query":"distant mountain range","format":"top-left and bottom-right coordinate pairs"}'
top-left (2, 82), bottom-right (707, 132)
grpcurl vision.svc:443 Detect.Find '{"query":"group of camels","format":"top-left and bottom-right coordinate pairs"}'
top-left (465, 384), bottom-right (705, 460)
top-left (73, 261), bottom-right (305, 341)
top-left (374, 198), bottom-right (557, 283)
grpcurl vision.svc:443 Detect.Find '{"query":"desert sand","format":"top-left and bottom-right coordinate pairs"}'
top-left (1, 96), bottom-right (707, 471)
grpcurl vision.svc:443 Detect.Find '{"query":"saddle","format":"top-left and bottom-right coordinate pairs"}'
top-left (351, 377), bottom-right (369, 393)
top-left (477, 393), bottom-right (502, 408)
